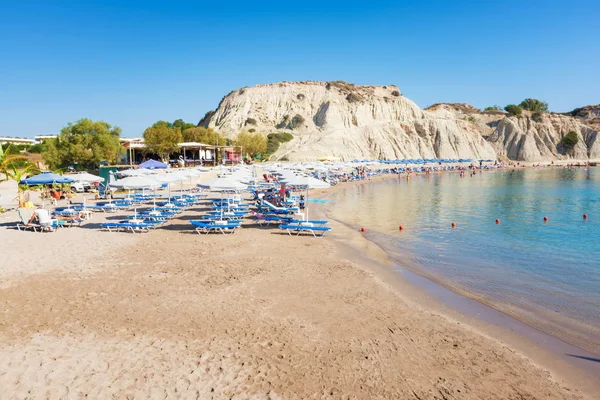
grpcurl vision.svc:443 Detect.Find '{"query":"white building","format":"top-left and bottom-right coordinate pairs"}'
top-left (0, 137), bottom-right (35, 145)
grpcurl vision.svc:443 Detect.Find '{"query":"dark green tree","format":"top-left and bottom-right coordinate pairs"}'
top-left (42, 119), bottom-right (123, 170)
top-left (504, 104), bottom-right (523, 116)
top-left (182, 127), bottom-right (226, 146)
top-left (562, 131), bottom-right (579, 149)
top-left (171, 119), bottom-right (196, 132)
top-left (519, 98), bottom-right (549, 112)
top-left (143, 121), bottom-right (183, 162)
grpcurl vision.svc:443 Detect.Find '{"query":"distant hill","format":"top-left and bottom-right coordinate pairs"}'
top-left (199, 81), bottom-right (599, 161)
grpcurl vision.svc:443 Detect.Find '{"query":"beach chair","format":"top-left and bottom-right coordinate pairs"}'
top-left (101, 220), bottom-right (158, 233)
top-left (35, 209), bottom-right (61, 232)
top-left (280, 218), bottom-right (329, 227)
top-left (95, 184), bottom-right (114, 200)
top-left (262, 200), bottom-right (299, 214)
top-left (16, 208), bottom-right (41, 232)
top-left (250, 211), bottom-right (286, 225)
top-left (53, 209), bottom-right (84, 227)
top-left (190, 220), bottom-right (242, 234)
top-left (279, 223), bottom-right (331, 237)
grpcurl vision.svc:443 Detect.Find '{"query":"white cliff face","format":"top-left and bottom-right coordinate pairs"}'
top-left (201, 81), bottom-right (599, 162)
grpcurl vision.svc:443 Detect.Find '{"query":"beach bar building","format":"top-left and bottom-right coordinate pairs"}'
top-left (120, 138), bottom-right (242, 166)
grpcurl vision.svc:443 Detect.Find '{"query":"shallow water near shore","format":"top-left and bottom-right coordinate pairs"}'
top-left (326, 167), bottom-right (600, 355)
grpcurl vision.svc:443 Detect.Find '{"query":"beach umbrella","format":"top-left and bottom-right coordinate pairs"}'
top-left (111, 176), bottom-right (160, 219)
top-left (20, 172), bottom-right (74, 185)
top-left (19, 172), bottom-right (75, 209)
top-left (153, 173), bottom-right (186, 205)
top-left (199, 177), bottom-right (248, 192)
top-left (68, 172), bottom-right (105, 183)
top-left (199, 177), bottom-right (248, 216)
top-left (117, 168), bottom-right (154, 177)
top-left (139, 159), bottom-right (168, 169)
top-left (68, 172), bottom-right (105, 209)
top-left (281, 175), bottom-right (331, 221)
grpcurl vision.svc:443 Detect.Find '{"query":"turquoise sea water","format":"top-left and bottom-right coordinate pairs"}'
top-left (327, 167), bottom-right (600, 353)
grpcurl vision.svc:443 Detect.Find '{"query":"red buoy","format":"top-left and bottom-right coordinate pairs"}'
top-left (543, 216), bottom-right (548, 222)
top-left (399, 225), bottom-right (404, 231)
top-left (495, 218), bottom-right (500, 224)
top-left (361, 227), bottom-right (365, 232)
top-left (583, 214), bottom-right (588, 220)
top-left (451, 222), bottom-right (456, 228)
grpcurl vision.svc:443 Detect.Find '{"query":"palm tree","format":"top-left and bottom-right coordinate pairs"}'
top-left (0, 144), bottom-right (29, 182)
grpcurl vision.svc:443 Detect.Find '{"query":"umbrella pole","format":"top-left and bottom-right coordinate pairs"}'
top-left (306, 186), bottom-right (309, 222)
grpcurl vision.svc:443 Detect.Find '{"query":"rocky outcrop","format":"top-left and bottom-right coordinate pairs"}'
top-left (200, 81), bottom-right (599, 162)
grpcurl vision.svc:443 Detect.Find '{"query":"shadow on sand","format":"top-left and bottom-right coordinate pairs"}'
top-left (565, 354), bottom-right (600, 363)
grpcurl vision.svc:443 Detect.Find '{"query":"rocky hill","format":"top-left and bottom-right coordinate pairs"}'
top-left (199, 81), bottom-right (599, 162)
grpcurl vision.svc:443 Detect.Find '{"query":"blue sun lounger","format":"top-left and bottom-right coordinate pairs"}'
top-left (190, 220), bottom-right (242, 234)
top-left (279, 223), bottom-right (331, 237)
top-left (261, 200), bottom-right (299, 214)
top-left (101, 220), bottom-right (159, 233)
top-left (279, 217), bottom-right (329, 226)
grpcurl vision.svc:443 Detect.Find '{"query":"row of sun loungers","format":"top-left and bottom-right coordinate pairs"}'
top-left (15, 191), bottom-right (331, 237)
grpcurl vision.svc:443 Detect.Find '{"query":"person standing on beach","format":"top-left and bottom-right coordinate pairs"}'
top-left (279, 184), bottom-right (287, 202)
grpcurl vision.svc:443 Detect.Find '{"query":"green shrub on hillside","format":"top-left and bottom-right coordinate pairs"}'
top-left (391, 90), bottom-right (400, 97)
top-left (484, 105), bottom-right (502, 111)
top-left (265, 132), bottom-right (294, 158)
top-left (245, 118), bottom-right (257, 126)
top-left (504, 104), bottom-right (523, 116)
top-left (562, 131), bottom-right (579, 149)
top-left (519, 98), bottom-right (548, 112)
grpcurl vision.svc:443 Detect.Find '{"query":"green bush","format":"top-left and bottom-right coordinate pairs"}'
top-left (531, 111), bottom-right (543, 122)
top-left (244, 118), bottom-right (257, 126)
top-left (28, 143), bottom-right (45, 153)
top-left (484, 105), bottom-right (502, 111)
top-left (562, 131), bottom-right (579, 149)
top-left (265, 132), bottom-right (294, 157)
top-left (468, 116), bottom-right (476, 123)
top-left (391, 90), bottom-right (400, 97)
top-left (504, 104), bottom-right (523, 116)
top-left (297, 94), bottom-right (305, 100)
top-left (519, 98), bottom-right (548, 112)
top-left (248, 128), bottom-right (256, 133)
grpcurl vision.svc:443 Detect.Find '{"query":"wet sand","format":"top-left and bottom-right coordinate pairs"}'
top-left (0, 195), bottom-right (596, 399)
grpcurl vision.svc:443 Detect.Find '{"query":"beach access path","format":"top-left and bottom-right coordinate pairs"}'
top-left (0, 207), bottom-right (591, 400)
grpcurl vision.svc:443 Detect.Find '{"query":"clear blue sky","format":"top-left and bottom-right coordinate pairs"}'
top-left (1, 0), bottom-right (598, 138)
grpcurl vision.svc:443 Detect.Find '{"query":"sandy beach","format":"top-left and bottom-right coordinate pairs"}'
top-left (0, 188), bottom-right (597, 399)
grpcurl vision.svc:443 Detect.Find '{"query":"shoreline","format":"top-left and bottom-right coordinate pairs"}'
top-left (313, 171), bottom-right (600, 395)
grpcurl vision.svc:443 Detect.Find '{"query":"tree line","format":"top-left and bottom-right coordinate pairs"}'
top-left (33, 118), bottom-right (271, 170)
